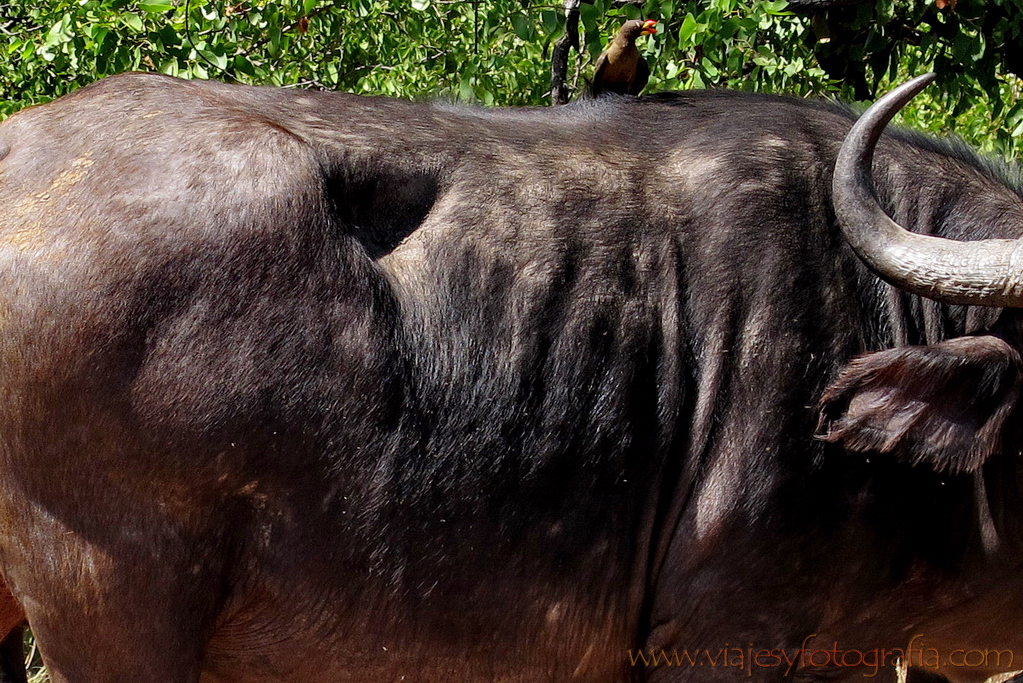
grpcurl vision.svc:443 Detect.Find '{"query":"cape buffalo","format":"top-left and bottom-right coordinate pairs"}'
top-left (0, 72), bottom-right (1019, 683)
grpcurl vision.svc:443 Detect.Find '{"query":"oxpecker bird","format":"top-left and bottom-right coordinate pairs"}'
top-left (591, 19), bottom-right (658, 97)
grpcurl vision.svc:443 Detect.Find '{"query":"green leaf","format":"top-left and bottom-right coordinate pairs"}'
top-left (140, 2), bottom-right (174, 13)
top-left (578, 2), bottom-right (599, 34)
top-left (585, 29), bottom-right (603, 59)
top-left (89, 25), bottom-right (109, 43)
top-left (411, 0), bottom-right (429, 10)
top-left (541, 10), bottom-right (559, 34)
top-left (678, 13), bottom-right (698, 43)
top-left (43, 22), bottom-right (66, 48)
top-left (121, 13), bottom-right (144, 32)
top-left (511, 13), bottom-right (531, 41)
top-left (199, 50), bottom-right (228, 70)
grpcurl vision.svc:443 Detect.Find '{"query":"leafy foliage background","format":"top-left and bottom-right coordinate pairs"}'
top-left (3, 0), bottom-right (1023, 155)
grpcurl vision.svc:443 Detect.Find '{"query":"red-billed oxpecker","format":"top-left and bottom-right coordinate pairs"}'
top-left (591, 19), bottom-right (658, 97)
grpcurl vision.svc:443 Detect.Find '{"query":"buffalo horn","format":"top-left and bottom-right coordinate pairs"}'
top-left (833, 73), bottom-right (1023, 308)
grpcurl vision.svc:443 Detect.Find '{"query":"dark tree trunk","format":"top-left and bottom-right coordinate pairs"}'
top-left (550, 0), bottom-right (581, 105)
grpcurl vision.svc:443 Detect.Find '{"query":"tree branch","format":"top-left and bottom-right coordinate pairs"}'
top-left (549, 0), bottom-right (581, 105)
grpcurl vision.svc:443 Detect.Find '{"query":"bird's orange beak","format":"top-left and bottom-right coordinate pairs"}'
top-left (641, 19), bottom-right (658, 35)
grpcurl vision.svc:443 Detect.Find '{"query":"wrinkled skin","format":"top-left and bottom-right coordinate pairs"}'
top-left (0, 74), bottom-right (1021, 682)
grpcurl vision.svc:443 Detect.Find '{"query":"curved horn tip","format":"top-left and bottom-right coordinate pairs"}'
top-left (856, 73), bottom-right (936, 135)
top-left (833, 72), bottom-right (1023, 309)
top-left (838, 74), bottom-right (938, 176)
top-left (884, 73), bottom-right (937, 107)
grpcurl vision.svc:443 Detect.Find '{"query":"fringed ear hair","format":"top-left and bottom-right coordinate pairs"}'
top-left (820, 332), bottom-right (1022, 474)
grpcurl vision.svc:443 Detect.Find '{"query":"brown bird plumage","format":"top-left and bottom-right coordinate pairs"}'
top-left (591, 19), bottom-right (657, 97)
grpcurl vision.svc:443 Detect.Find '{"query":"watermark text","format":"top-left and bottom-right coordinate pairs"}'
top-left (627, 635), bottom-right (1014, 678)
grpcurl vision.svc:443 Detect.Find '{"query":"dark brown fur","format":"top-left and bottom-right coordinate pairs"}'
top-left (0, 74), bottom-right (1021, 682)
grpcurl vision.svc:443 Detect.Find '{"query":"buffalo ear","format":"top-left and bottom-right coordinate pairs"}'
top-left (819, 334), bottom-right (1022, 473)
